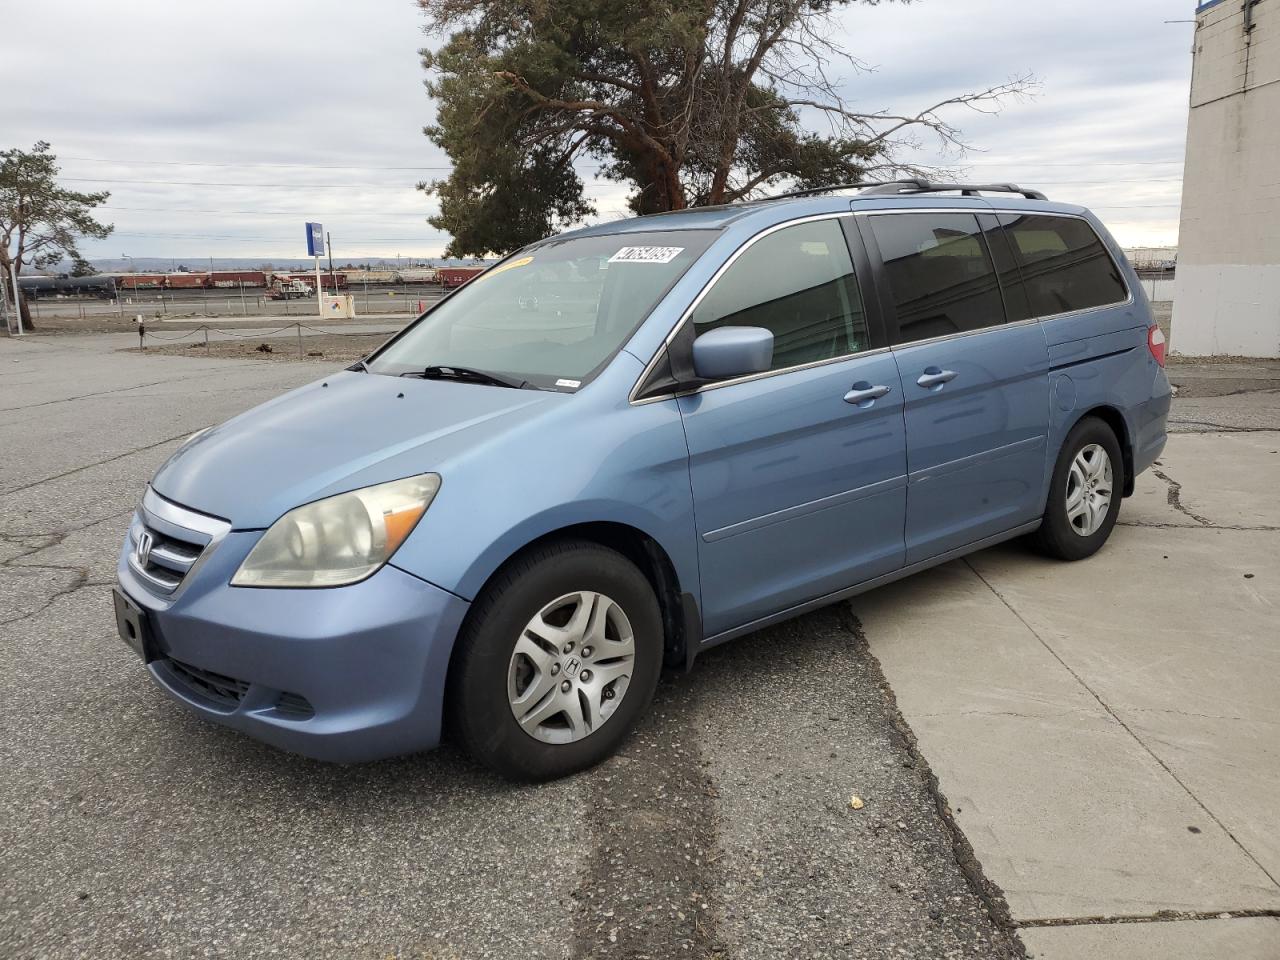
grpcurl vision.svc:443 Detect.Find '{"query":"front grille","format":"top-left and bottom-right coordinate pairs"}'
top-left (274, 691), bottom-right (315, 719)
top-left (129, 522), bottom-right (202, 592)
top-left (162, 658), bottom-right (314, 720)
top-left (164, 657), bottom-right (250, 709)
top-left (127, 487), bottom-right (229, 597)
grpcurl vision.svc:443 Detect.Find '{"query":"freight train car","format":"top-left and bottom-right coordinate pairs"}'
top-left (272, 272), bottom-right (348, 290)
top-left (165, 273), bottom-right (212, 289)
top-left (17, 275), bottom-right (118, 300)
top-left (438, 267), bottom-right (485, 288)
top-left (117, 273), bottom-right (166, 290)
top-left (210, 271), bottom-right (267, 288)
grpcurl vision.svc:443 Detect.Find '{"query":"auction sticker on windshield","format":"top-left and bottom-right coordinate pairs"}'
top-left (608, 246), bottom-right (685, 264)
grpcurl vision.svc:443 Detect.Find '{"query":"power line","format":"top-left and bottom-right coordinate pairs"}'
top-left (63, 155), bottom-right (607, 172)
top-left (111, 230), bottom-right (447, 242)
top-left (102, 205), bottom-right (433, 217)
top-left (63, 153), bottom-right (1182, 171)
top-left (948, 158), bottom-right (1183, 167)
top-left (1089, 203), bottom-right (1182, 209)
top-left (65, 156), bottom-right (451, 171)
top-left (66, 177), bottom-right (424, 189)
top-left (68, 176), bottom-right (626, 191)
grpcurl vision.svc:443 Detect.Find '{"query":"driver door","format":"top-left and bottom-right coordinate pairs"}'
top-left (675, 217), bottom-right (908, 638)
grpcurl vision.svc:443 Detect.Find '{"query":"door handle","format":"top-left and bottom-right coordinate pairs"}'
top-left (916, 367), bottom-right (958, 389)
top-left (844, 383), bottom-right (891, 405)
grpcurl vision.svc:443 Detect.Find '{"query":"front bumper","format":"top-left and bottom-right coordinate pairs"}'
top-left (116, 524), bottom-right (469, 763)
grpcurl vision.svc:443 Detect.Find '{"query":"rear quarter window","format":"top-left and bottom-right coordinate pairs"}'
top-left (999, 214), bottom-right (1128, 317)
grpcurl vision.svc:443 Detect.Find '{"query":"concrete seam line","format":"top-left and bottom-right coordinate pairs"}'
top-left (1117, 521), bottom-right (1280, 531)
top-left (0, 428), bottom-right (205, 497)
top-left (839, 604), bottom-right (1029, 959)
top-left (961, 558), bottom-right (1280, 893)
top-left (1018, 907), bottom-right (1280, 928)
top-left (0, 377), bottom-right (177, 412)
top-left (1169, 422), bottom-right (1280, 434)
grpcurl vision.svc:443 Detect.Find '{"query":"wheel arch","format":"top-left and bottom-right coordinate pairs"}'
top-left (455, 521), bottom-right (701, 673)
top-left (1068, 404), bottom-right (1135, 496)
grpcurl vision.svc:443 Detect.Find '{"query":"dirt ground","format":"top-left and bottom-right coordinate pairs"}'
top-left (134, 333), bottom-right (389, 364)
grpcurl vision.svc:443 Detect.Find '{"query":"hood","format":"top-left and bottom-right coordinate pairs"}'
top-left (151, 371), bottom-right (558, 527)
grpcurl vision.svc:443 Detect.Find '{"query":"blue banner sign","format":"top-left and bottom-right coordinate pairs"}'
top-left (306, 222), bottom-right (325, 257)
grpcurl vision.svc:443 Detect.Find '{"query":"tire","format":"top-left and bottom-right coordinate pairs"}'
top-left (1030, 416), bottom-right (1125, 561)
top-left (447, 539), bottom-right (663, 781)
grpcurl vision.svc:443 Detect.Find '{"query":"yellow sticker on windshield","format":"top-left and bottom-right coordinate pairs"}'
top-left (473, 256), bottom-right (533, 282)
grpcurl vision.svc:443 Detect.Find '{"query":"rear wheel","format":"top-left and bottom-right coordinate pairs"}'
top-left (1030, 416), bottom-right (1124, 561)
top-left (448, 540), bottom-right (663, 781)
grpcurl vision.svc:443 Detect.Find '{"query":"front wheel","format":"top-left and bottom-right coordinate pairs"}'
top-left (1030, 416), bottom-right (1124, 561)
top-left (447, 540), bottom-right (663, 781)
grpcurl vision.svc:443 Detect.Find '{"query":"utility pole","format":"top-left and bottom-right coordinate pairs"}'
top-left (6, 242), bottom-right (24, 335)
top-left (326, 231), bottom-right (336, 296)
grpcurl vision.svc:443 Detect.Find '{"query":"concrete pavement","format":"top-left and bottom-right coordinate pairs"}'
top-left (857, 362), bottom-right (1280, 956)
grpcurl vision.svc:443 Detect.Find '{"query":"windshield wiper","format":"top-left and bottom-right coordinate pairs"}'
top-left (347, 358), bottom-right (369, 373)
top-left (402, 364), bottom-right (529, 389)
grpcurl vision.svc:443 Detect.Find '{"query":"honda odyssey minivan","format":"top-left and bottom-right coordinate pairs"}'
top-left (114, 180), bottom-right (1171, 780)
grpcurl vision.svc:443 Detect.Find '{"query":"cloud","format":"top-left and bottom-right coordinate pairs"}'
top-left (1, 0), bottom-right (1192, 259)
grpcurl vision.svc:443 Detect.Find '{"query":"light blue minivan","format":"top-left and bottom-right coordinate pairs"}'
top-left (114, 180), bottom-right (1171, 780)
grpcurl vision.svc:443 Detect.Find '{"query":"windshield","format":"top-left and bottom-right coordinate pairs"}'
top-left (369, 230), bottom-right (715, 389)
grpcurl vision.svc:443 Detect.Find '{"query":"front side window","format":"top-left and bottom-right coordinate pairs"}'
top-left (998, 214), bottom-right (1128, 317)
top-left (869, 213), bottom-right (1005, 344)
top-left (370, 230), bottom-right (714, 389)
top-left (688, 218), bottom-right (869, 371)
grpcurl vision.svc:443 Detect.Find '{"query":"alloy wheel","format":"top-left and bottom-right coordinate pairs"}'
top-left (1065, 443), bottom-right (1113, 537)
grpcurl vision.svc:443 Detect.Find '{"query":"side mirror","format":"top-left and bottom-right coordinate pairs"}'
top-left (691, 326), bottom-right (774, 380)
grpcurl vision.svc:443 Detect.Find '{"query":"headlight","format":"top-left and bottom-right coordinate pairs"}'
top-left (231, 474), bottom-right (440, 588)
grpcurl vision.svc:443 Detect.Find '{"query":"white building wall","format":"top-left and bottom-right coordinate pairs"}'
top-left (1173, 0), bottom-right (1280, 357)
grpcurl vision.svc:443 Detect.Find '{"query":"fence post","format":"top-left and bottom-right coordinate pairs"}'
top-left (239, 279), bottom-right (247, 316)
top-left (296, 323), bottom-right (303, 358)
top-left (204, 325), bottom-right (210, 351)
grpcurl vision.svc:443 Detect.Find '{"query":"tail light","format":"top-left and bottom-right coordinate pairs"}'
top-left (1147, 324), bottom-right (1167, 367)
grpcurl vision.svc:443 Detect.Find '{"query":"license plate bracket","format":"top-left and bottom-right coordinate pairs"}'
top-left (113, 587), bottom-right (155, 662)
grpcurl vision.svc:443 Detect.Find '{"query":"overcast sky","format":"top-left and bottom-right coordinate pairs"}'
top-left (1, 0), bottom-right (1195, 263)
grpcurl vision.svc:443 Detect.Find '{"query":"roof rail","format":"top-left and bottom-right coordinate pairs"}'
top-left (859, 178), bottom-right (1048, 201)
top-left (765, 181), bottom-right (878, 201)
top-left (764, 179), bottom-right (1048, 202)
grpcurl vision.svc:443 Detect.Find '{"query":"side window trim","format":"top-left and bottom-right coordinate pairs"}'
top-left (853, 213), bottom-right (903, 347)
top-left (839, 217), bottom-right (890, 353)
top-left (629, 213), bottom-right (886, 404)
